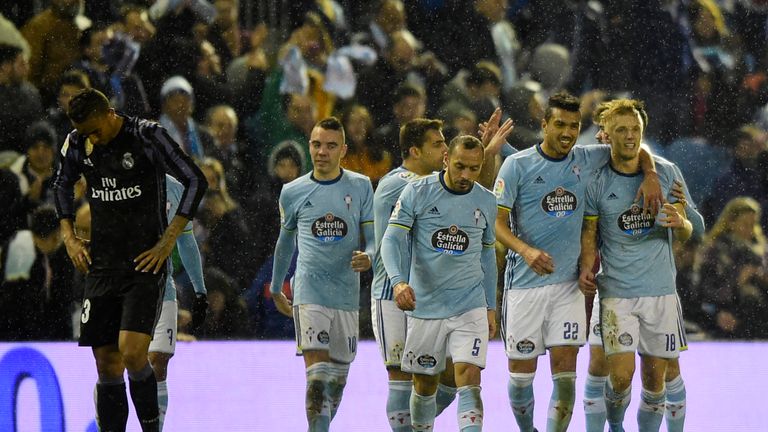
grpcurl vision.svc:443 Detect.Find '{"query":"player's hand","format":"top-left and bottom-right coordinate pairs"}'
top-left (670, 180), bottom-right (688, 208)
top-left (394, 282), bottom-right (416, 311)
top-left (190, 294), bottom-right (208, 332)
top-left (64, 236), bottom-right (91, 273)
top-left (480, 109), bottom-right (514, 157)
top-left (579, 269), bottom-right (597, 296)
top-left (134, 237), bottom-right (175, 274)
top-left (272, 291), bottom-right (293, 317)
top-left (522, 246), bottom-right (554, 275)
top-left (351, 250), bottom-right (371, 272)
top-left (487, 309), bottom-right (497, 339)
top-left (636, 171), bottom-right (662, 216)
top-left (658, 203), bottom-right (685, 228)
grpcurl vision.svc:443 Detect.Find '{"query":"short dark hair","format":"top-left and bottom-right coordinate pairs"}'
top-left (67, 88), bottom-right (111, 123)
top-left (0, 43), bottom-right (22, 65)
top-left (26, 121), bottom-right (57, 149)
top-left (314, 116), bottom-right (345, 142)
top-left (399, 118), bottom-right (443, 160)
top-left (544, 91), bottom-right (580, 121)
top-left (466, 62), bottom-right (502, 88)
top-left (393, 83), bottom-right (426, 105)
top-left (274, 143), bottom-right (302, 167)
top-left (30, 206), bottom-right (60, 239)
top-left (448, 134), bottom-right (484, 155)
top-left (57, 70), bottom-right (90, 92)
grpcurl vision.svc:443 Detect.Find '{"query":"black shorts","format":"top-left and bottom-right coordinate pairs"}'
top-left (78, 272), bottom-right (166, 347)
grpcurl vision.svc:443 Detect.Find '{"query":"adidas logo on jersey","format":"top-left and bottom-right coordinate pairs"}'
top-left (84, 158), bottom-right (94, 166)
top-left (428, 206), bottom-right (440, 215)
top-left (534, 176), bottom-right (545, 184)
top-left (607, 193), bottom-right (618, 200)
top-left (304, 201), bottom-right (313, 207)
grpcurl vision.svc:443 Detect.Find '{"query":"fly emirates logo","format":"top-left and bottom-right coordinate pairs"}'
top-left (90, 177), bottom-right (142, 202)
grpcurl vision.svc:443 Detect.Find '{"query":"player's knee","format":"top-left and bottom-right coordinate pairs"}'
top-left (587, 348), bottom-right (608, 376)
top-left (148, 352), bottom-right (169, 380)
top-left (453, 363), bottom-right (481, 387)
top-left (550, 347), bottom-right (578, 373)
top-left (387, 367), bottom-right (412, 381)
top-left (610, 370), bottom-right (633, 392)
top-left (413, 374), bottom-right (440, 396)
top-left (665, 358), bottom-right (681, 381)
top-left (121, 346), bottom-right (149, 372)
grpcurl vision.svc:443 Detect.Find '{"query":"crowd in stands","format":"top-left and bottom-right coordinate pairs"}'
top-left (1, 0), bottom-right (767, 341)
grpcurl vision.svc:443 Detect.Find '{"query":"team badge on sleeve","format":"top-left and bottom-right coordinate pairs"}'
top-left (390, 200), bottom-right (402, 220)
top-left (493, 178), bottom-right (505, 198)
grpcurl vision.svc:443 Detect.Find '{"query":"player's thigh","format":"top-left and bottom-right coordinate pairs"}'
top-left (447, 307), bottom-right (489, 370)
top-left (372, 299), bottom-right (407, 367)
top-left (149, 300), bottom-right (178, 356)
top-left (600, 297), bottom-right (641, 357)
top-left (502, 288), bottom-right (547, 360)
top-left (329, 308), bottom-right (359, 364)
top-left (120, 273), bottom-right (165, 336)
top-left (543, 281), bottom-right (587, 348)
top-left (402, 317), bottom-right (449, 376)
top-left (294, 304), bottom-right (334, 354)
top-left (79, 275), bottom-right (123, 348)
top-left (637, 294), bottom-right (682, 359)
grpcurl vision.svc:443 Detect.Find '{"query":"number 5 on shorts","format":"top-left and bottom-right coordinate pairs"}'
top-left (471, 338), bottom-right (481, 356)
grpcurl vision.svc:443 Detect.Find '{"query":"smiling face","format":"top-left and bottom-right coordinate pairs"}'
top-left (606, 112), bottom-right (643, 162)
top-left (541, 107), bottom-right (581, 158)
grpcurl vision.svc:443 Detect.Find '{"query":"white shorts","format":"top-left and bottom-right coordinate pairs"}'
top-left (149, 300), bottom-right (178, 355)
top-left (592, 293), bottom-right (688, 352)
top-left (372, 299), bottom-right (407, 367)
top-left (502, 281), bottom-right (586, 360)
top-left (588, 294), bottom-right (602, 346)
top-left (401, 307), bottom-right (488, 376)
top-left (600, 294), bottom-right (682, 359)
top-left (294, 304), bottom-right (359, 364)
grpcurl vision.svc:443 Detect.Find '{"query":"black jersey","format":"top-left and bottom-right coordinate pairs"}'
top-left (53, 115), bottom-right (207, 274)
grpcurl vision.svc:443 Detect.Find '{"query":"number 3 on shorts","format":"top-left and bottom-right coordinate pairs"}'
top-left (81, 299), bottom-right (91, 323)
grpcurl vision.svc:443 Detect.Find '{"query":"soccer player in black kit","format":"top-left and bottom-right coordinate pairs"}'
top-left (53, 89), bottom-right (207, 432)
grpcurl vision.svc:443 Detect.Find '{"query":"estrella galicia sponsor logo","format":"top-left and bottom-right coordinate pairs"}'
top-left (618, 204), bottom-right (654, 236)
top-left (541, 187), bottom-right (577, 218)
top-left (592, 323), bottom-right (602, 337)
top-left (431, 225), bottom-right (469, 255)
top-left (417, 354), bottom-right (437, 368)
top-left (312, 213), bottom-right (348, 242)
top-left (516, 339), bottom-right (535, 354)
top-left (618, 332), bottom-right (633, 346)
top-left (317, 330), bottom-right (330, 344)
top-left (122, 152), bottom-right (135, 170)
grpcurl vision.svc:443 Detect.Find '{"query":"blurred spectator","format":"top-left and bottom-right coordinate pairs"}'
top-left (0, 11), bottom-right (30, 58)
top-left (0, 168), bottom-right (24, 244)
top-left (341, 105), bottom-right (392, 184)
top-left (244, 253), bottom-right (297, 339)
top-left (0, 43), bottom-right (43, 153)
top-left (502, 79), bottom-right (544, 150)
top-left (114, 4), bottom-right (155, 45)
top-left (203, 104), bottom-right (250, 201)
top-left (244, 140), bottom-right (304, 270)
top-left (45, 70), bottom-right (89, 141)
top-left (20, 0), bottom-right (82, 102)
top-left (191, 39), bottom-right (233, 122)
top-left (527, 42), bottom-right (570, 97)
top-left (440, 61), bottom-right (502, 124)
top-left (208, 0), bottom-right (243, 69)
top-left (704, 125), bottom-right (768, 227)
top-left (198, 157), bottom-right (257, 292)
top-left (0, 206), bottom-right (74, 340)
top-left (196, 267), bottom-right (250, 339)
top-left (372, 82), bottom-right (426, 166)
top-left (159, 75), bottom-right (212, 159)
top-left (225, 23), bottom-right (268, 121)
top-left (697, 197), bottom-right (768, 339)
top-left (71, 25), bottom-right (112, 96)
top-left (352, 0), bottom-right (407, 53)
top-left (8, 121), bottom-right (58, 213)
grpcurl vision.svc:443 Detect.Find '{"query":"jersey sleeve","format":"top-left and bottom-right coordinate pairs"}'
top-left (670, 164), bottom-right (706, 237)
top-left (495, 157), bottom-right (520, 211)
top-left (145, 123), bottom-right (207, 219)
top-left (165, 175), bottom-right (193, 231)
top-left (278, 187), bottom-right (297, 231)
top-left (482, 195), bottom-right (498, 247)
top-left (360, 177), bottom-right (374, 225)
top-left (52, 134), bottom-right (83, 220)
top-left (388, 182), bottom-right (417, 231)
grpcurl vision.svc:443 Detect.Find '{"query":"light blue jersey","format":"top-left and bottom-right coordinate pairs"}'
top-left (383, 172), bottom-right (497, 319)
top-left (584, 157), bottom-right (683, 299)
top-left (279, 169), bottom-right (374, 311)
top-left (495, 144), bottom-right (610, 289)
top-left (164, 175), bottom-right (205, 301)
top-left (372, 166), bottom-right (421, 300)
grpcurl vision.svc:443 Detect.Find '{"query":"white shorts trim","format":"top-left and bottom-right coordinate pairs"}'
top-left (372, 299), bottom-right (407, 367)
top-left (401, 307), bottom-right (488, 376)
top-left (149, 300), bottom-right (178, 354)
top-left (601, 294), bottom-right (681, 358)
top-left (502, 281), bottom-right (586, 360)
top-left (293, 304), bottom-right (359, 364)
